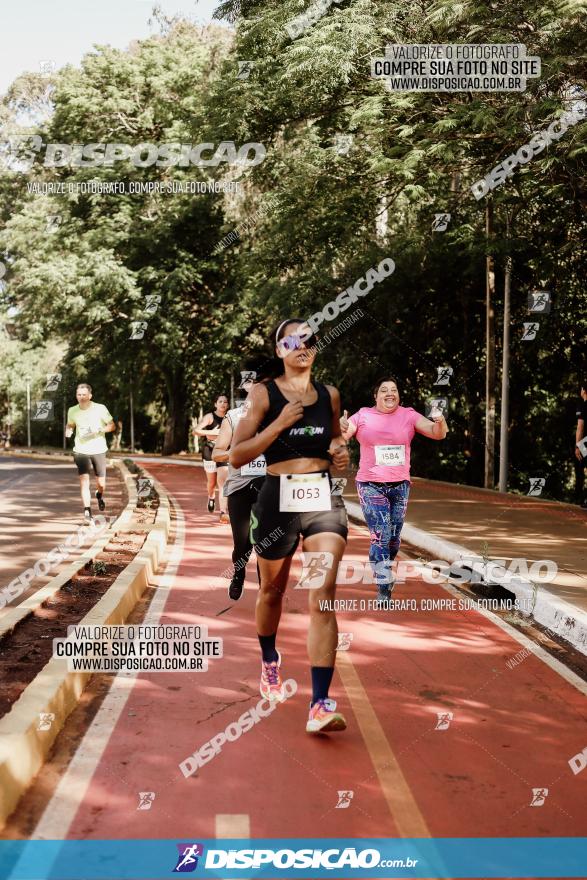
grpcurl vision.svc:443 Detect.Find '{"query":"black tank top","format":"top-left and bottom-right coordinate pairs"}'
top-left (208, 411), bottom-right (224, 431)
top-left (260, 380), bottom-right (332, 465)
top-left (202, 411), bottom-right (224, 455)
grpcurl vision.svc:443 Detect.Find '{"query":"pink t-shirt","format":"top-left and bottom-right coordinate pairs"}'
top-left (349, 406), bottom-right (423, 483)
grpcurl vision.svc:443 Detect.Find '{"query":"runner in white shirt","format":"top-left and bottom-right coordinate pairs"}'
top-left (65, 383), bottom-right (116, 521)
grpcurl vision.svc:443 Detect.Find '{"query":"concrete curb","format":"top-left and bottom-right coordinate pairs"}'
top-left (344, 499), bottom-right (587, 656)
top-left (0, 467), bottom-right (171, 829)
top-left (0, 460), bottom-right (135, 640)
top-left (124, 455), bottom-right (204, 469)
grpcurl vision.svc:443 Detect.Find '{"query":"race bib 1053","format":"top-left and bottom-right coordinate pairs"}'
top-left (279, 473), bottom-right (331, 512)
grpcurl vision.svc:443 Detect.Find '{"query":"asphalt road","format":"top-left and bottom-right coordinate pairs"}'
top-left (0, 455), bottom-right (124, 610)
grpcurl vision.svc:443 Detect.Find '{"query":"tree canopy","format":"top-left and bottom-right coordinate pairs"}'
top-left (0, 0), bottom-right (585, 498)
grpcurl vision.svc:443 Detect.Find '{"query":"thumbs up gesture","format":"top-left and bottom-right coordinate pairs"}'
top-left (340, 409), bottom-right (350, 433)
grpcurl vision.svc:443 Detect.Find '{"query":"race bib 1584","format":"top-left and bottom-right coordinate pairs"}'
top-left (374, 444), bottom-right (405, 466)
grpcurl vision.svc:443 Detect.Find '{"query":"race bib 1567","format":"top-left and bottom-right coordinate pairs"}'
top-left (241, 455), bottom-right (267, 477)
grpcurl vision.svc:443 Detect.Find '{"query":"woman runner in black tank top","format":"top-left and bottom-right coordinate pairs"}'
top-left (230, 318), bottom-right (351, 734)
top-left (193, 394), bottom-right (229, 518)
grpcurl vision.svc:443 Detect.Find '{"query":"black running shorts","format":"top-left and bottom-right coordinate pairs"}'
top-left (250, 473), bottom-right (348, 560)
top-left (203, 442), bottom-right (227, 468)
top-left (73, 452), bottom-right (107, 477)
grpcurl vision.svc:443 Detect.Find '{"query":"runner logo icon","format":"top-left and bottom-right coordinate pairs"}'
top-left (426, 397), bottom-right (448, 418)
top-left (527, 477), bottom-right (546, 496)
top-left (32, 400), bottom-right (54, 420)
top-left (173, 843), bottom-right (204, 872)
top-left (434, 366), bottom-right (453, 385)
top-left (45, 373), bottom-right (62, 391)
top-left (335, 790), bottom-right (354, 809)
top-left (528, 290), bottom-right (551, 313)
top-left (137, 791), bottom-right (155, 810)
top-left (137, 478), bottom-right (154, 499)
top-left (239, 370), bottom-right (256, 389)
top-left (522, 322), bottom-right (539, 341)
top-left (129, 320), bottom-right (149, 340)
top-left (337, 632), bottom-right (353, 651)
top-left (37, 712), bottom-right (55, 731)
top-left (331, 477), bottom-right (347, 495)
top-left (296, 551), bottom-right (334, 589)
top-left (435, 711), bottom-right (453, 730)
top-left (432, 213), bottom-right (451, 232)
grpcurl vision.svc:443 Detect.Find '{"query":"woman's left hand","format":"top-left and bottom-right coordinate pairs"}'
top-left (331, 443), bottom-right (350, 469)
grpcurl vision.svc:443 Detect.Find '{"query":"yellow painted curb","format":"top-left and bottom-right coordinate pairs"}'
top-left (0, 468), bottom-right (171, 828)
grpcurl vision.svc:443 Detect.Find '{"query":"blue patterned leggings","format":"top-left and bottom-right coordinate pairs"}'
top-left (356, 480), bottom-right (410, 587)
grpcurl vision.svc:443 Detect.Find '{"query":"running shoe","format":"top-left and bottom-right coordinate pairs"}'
top-left (207, 497), bottom-right (215, 513)
top-left (375, 587), bottom-right (392, 607)
top-left (95, 490), bottom-right (106, 511)
top-left (228, 572), bottom-right (244, 601)
top-left (306, 698), bottom-right (347, 734)
top-left (219, 511), bottom-right (229, 524)
top-left (260, 651), bottom-right (286, 702)
top-left (83, 507), bottom-right (93, 523)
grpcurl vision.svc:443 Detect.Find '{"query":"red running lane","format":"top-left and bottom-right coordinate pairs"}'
top-left (52, 464), bottom-right (586, 843)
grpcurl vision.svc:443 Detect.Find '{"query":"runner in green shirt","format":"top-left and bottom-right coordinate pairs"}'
top-left (66, 383), bottom-right (115, 521)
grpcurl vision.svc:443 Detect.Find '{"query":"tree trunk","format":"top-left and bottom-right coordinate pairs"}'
top-left (162, 372), bottom-right (189, 455)
top-left (484, 200), bottom-right (496, 489)
top-left (460, 282), bottom-right (481, 486)
top-left (498, 213), bottom-right (512, 493)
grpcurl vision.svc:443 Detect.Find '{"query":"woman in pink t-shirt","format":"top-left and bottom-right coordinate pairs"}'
top-left (341, 376), bottom-right (447, 603)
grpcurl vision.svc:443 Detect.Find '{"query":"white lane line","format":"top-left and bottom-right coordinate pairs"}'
top-left (31, 489), bottom-right (185, 840)
top-left (215, 815), bottom-right (251, 880)
top-left (215, 815), bottom-right (251, 838)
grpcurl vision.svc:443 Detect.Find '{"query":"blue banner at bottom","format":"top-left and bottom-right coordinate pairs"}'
top-left (1, 838), bottom-right (586, 879)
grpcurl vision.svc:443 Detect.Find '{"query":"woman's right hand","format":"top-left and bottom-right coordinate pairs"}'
top-left (276, 400), bottom-right (304, 430)
top-left (340, 409), bottom-right (350, 433)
